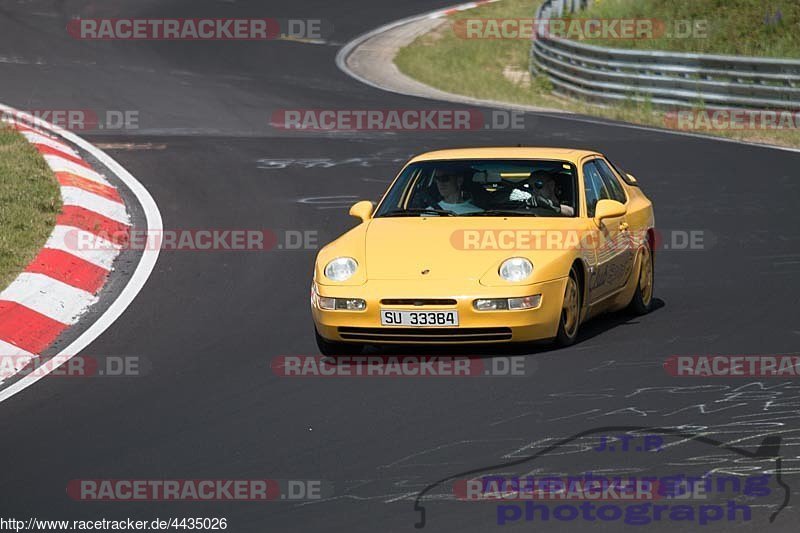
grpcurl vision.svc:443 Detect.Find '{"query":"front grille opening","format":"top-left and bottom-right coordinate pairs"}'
top-left (380, 298), bottom-right (458, 306)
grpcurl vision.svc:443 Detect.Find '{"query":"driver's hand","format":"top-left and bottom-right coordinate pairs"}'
top-left (534, 195), bottom-right (560, 212)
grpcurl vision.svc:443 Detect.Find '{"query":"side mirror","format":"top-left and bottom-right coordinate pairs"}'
top-left (626, 173), bottom-right (638, 184)
top-left (594, 199), bottom-right (627, 224)
top-left (349, 200), bottom-right (374, 222)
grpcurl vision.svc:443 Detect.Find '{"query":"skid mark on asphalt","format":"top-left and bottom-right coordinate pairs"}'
top-left (585, 360), bottom-right (660, 372)
top-left (297, 195), bottom-right (360, 210)
top-left (94, 142), bottom-right (167, 151)
top-left (0, 55), bottom-right (45, 64)
top-left (377, 439), bottom-right (523, 470)
top-left (296, 381), bottom-right (800, 507)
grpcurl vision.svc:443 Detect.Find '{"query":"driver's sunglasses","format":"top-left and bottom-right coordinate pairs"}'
top-left (434, 174), bottom-right (457, 183)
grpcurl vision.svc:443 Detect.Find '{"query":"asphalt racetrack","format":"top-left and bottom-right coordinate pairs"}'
top-left (1, 1), bottom-right (799, 532)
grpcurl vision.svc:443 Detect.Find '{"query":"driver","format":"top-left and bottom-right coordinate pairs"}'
top-left (428, 166), bottom-right (483, 215)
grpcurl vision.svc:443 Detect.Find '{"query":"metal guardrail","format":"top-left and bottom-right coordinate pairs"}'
top-left (530, 0), bottom-right (800, 110)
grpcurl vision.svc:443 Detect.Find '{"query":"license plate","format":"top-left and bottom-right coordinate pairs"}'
top-left (380, 310), bottom-right (459, 327)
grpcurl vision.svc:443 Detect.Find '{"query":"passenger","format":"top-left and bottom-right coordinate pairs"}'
top-left (529, 170), bottom-right (575, 216)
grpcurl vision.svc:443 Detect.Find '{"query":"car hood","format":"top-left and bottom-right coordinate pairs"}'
top-left (362, 217), bottom-right (579, 282)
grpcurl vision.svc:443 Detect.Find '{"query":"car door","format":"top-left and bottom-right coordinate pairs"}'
top-left (583, 158), bottom-right (632, 302)
top-left (594, 158), bottom-right (637, 291)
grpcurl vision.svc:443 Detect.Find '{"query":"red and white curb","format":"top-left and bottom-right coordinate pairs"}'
top-left (0, 120), bottom-right (128, 366)
top-left (0, 105), bottom-right (162, 402)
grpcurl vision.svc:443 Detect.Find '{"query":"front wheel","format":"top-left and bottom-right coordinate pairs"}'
top-left (314, 328), bottom-right (363, 356)
top-left (555, 267), bottom-right (582, 347)
top-left (628, 244), bottom-right (654, 316)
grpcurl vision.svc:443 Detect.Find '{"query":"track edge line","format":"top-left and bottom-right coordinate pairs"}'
top-left (0, 103), bottom-right (163, 404)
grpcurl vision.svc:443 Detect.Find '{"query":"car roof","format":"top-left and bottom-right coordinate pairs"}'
top-left (408, 147), bottom-right (602, 164)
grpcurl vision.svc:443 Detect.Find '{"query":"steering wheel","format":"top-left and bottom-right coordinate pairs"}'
top-left (534, 194), bottom-right (561, 213)
top-left (409, 186), bottom-right (440, 209)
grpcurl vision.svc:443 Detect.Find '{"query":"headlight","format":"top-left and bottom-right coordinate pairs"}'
top-left (499, 258), bottom-right (533, 282)
top-left (324, 257), bottom-right (358, 282)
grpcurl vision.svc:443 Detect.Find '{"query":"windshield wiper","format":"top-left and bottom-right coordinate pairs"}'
top-left (463, 209), bottom-right (539, 217)
top-left (382, 208), bottom-right (456, 217)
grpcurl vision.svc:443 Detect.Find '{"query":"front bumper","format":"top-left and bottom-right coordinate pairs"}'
top-left (311, 277), bottom-right (567, 344)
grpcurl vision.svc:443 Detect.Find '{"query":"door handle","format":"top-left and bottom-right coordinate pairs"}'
top-left (619, 222), bottom-right (629, 231)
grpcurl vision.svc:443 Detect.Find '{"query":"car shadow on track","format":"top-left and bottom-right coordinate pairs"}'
top-left (571, 296), bottom-right (666, 346)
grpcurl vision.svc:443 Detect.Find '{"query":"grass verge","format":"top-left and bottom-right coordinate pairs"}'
top-left (0, 125), bottom-right (61, 291)
top-left (568, 0), bottom-right (800, 58)
top-left (394, 0), bottom-right (800, 149)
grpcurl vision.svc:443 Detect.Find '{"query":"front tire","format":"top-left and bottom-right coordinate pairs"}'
top-left (628, 244), bottom-right (654, 316)
top-left (314, 328), bottom-right (363, 356)
top-left (555, 267), bottom-right (582, 347)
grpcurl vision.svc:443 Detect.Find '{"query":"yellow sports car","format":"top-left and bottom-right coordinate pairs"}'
top-left (311, 148), bottom-right (655, 354)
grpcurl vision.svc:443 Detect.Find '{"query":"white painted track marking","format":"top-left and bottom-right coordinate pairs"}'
top-left (0, 104), bottom-right (163, 404)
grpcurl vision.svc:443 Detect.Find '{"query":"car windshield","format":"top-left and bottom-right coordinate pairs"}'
top-left (374, 159), bottom-right (578, 218)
